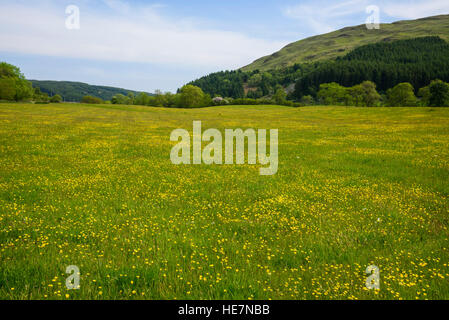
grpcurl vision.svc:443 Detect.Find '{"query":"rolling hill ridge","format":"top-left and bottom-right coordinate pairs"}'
top-left (30, 80), bottom-right (150, 102)
top-left (242, 14), bottom-right (449, 72)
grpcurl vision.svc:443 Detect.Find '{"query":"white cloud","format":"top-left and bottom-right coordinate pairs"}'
top-left (283, 0), bottom-right (369, 34)
top-left (102, 0), bottom-right (129, 12)
top-left (283, 0), bottom-right (449, 34)
top-left (0, 1), bottom-right (286, 70)
top-left (382, 0), bottom-right (449, 19)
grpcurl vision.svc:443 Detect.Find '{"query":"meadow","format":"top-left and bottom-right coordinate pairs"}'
top-left (0, 103), bottom-right (448, 300)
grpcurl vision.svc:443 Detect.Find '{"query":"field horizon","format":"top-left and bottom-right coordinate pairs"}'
top-left (1, 103), bottom-right (448, 300)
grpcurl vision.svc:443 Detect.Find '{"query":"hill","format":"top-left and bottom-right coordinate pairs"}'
top-left (30, 80), bottom-right (150, 102)
top-left (242, 14), bottom-right (449, 72)
top-left (189, 36), bottom-right (449, 100)
top-left (293, 36), bottom-right (449, 97)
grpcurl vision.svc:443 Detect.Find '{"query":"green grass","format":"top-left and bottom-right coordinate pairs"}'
top-left (242, 14), bottom-right (449, 71)
top-left (0, 103), bottom-right (448, 300)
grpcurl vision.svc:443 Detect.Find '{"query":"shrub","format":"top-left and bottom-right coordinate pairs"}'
top-left (50, 94), bottom-right (63, 103)
top-left (300, 95), bottom-right (315, 106)
top-left (81, 95), bottom-right (103, 104)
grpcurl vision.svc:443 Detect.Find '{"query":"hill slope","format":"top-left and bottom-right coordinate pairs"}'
top-left (30, 80), bottom-right (150, 102)
top-left (189, 36), bottom-right (449, 100)
top-left (294, 36), bottom-right (449, 97)
top-left (242, 14), bottom-right (449, 72)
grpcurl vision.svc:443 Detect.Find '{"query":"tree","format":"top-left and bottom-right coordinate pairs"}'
top-left (134, 92), bottom-right (150, 106)
top-left (178, 85), bottom-right (209, 108)
top-left (358, 81), bottom-right (381, 107)
top-left (300, 95), bottom-right (314, 106)
top-left (429, 80), bottom-right (449, 107)
top-left (127, 92), bottom-right (135, 104)
top-left (273, 87), bottom-right (287, 105)
top-left (0, 62), bottom-right (23, 78)
top-left (153, 91), bottom-right (167, 107)
top-left (348, 84), bottom-right (365, 106)
top-left (317, 83), bottom-right (351, 105)
top-left (348, 81), bottom-right (381, 107)
top-left (418, 86), bottom-right (431, 106)
top-left (0, 78), bottom-right (16, 101)
top-left (50, 94), bottom-right (63, 103)
top-left (164, 92), bottom-right (178, 108)
top-left (81, 95), bottom-right (103, 104)
top-left (248, 73), bottom-right (262, 87)
top-left (386, 82), bottom-right (417, 107)
top-left (111, 94), bottom-right (131, 105)
top-left (0, 62), bottom-right (33, 101)
top-left (14, 78), bottom-right (33, 101)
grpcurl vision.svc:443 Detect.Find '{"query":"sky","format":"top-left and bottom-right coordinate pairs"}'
top-left (0, 0), bottom-right (448, 92)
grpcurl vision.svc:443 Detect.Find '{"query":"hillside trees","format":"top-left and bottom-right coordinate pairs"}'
top-left (293, 37), bottom-right (449, 99)
top-left (31, 80), bottom-right (146, 102)
top-left (188, 37), bottom-right (449, 105)
top-left (188, 70), bottom-right (246, 98)
top-left (273, 86), bottom-right (287, 105)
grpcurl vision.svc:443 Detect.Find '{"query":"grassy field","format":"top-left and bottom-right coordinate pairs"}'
top-left (0, 103), bottom-right (448, 300)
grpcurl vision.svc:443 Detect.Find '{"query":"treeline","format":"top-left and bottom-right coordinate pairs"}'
top-left (0, 61), bottom-right (292, 108)
top-left (106, 85), bottom-right (298, 108)
top-left (188, 64), bottom-right (313, 99)
top-left (293, 37), bottom-right (449, 98)
top-left (105, 85), bottom-right (211, 108)
top-left (312, 79), bottom-right (449, 107)
top-left (187, 71), bottom-right (246, 98)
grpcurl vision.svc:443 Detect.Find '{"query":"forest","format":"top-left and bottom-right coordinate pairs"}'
top-left (188, 37), bottom-right (449, 105)
top-left (293, 37), bottom-right (449, 98)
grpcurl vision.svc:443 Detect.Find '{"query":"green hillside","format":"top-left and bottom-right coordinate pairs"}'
top-left (242, 14), bottom-right (449, 72)
top-left (294, 36), bottom-right (449, 97)
top-left (188, 36), bottom-right (449, 101)
top-left (30, 80), bottom-right (150, 102)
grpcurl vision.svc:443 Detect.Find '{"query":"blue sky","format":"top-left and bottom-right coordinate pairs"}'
top-left (1, 0), bottom-right (448, 92)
